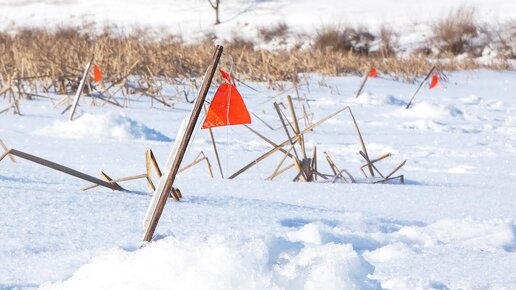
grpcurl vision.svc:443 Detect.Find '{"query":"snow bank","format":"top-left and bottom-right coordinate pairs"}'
top-left (354, 93), bottom-right (406, 107)
top-left (390, 102), bottom-right (463, 120)
top-left (403, 218), bottom-right (516, 251)
top-left (41, 234), bottom-right (378, 290)
top-left (37, 112), bottom-right (171, 142)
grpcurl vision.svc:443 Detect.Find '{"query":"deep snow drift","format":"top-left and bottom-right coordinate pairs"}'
top-left (1, 71), bottom-right (515, 289)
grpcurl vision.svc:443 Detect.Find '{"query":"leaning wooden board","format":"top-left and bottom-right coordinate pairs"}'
top-left (142, 45), bottom-right (223, 242)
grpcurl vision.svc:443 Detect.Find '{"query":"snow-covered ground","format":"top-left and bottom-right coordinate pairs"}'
top-left (1, 70), bottom-right (515, 289)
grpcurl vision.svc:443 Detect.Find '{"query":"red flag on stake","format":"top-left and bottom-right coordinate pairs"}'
top-left (93, 63), bottom-right (102, 84)
top-left (202, 70), bottom-right (251, 129)
top-left (429, 74), bottom-right (439, 89)
top-left (368, 67), bottom-right (378, 78)
top-left (219, 68), bottom-right (231, 83)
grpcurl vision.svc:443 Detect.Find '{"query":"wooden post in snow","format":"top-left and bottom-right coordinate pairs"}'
top-left (142, 45), bottom-right (223, 243)
top-left (406, 66), bottom-right (436, 109)
top-left (69, 56), bottom-right (94, 121)
top-left (354, 66), bottom-right (373, 98)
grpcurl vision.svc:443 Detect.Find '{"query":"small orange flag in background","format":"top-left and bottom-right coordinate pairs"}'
top-left (368, 67), bottom-right (378, 78)
top-left (202, 70), bottom-right (251, 129)
top-left (429, 74), bottom-right (439, 89)
top-left (93, 63), bottom-right (102, 84)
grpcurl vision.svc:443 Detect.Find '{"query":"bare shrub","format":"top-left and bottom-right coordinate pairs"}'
top-left (432, 5), bottom-right (482, 56)
top-left (494, 21), bottom-right (516, 59)
top-left (258, 22), bottom-right (289, 42)
top-left (377, 25), bottom-right (399, 57)
top-left (226, 35), bottom-right (255, 50)
top-left (313, 26), bottom-right (375, 55)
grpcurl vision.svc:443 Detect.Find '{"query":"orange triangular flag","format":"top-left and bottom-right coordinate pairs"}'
top-left (202, 83), bottom-right (251, 129)
top-left (429, 74), bottom-right (439, 89)
top-left (219, 69), bottom-right (231, 83)
top-left (369, 67), bottom-right (378, 78)
top-left (93, 63), bottom-right (102, 84)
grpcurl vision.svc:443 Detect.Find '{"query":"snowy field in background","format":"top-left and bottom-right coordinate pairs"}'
top-left (1, 0), bottom-right (516, 46)
top-left (1, 70), bottom-right (515, 289)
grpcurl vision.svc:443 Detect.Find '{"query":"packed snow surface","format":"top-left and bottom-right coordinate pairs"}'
top-left (1, 70), bottom-right (515, 289)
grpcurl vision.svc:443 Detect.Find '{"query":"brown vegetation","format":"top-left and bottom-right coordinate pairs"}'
top-left (0, 19), bottom-right (512, 96)
top-left (431, 5), bottom-right (484, 56)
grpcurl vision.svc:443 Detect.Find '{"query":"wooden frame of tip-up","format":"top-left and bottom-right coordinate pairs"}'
top-left (142, 45), bottom-right (223, 243)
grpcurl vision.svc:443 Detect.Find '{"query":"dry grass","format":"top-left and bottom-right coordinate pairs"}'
top-left (0, 23), bottom-right (512, 96)
top-left (431, 5), bottom-right (483, 56)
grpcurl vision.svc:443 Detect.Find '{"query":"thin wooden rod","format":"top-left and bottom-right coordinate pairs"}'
top-left (406, 66), bottom-right (436, 109)
top-left (354, 66), bottom-right (372, 98)
top-left (69, 56), bottom-right (94, 121)
top-left (7, 149), bottom-right (124, 190)
top-left (348, 108), bottom-right (374, 176)
top-left (82, 173), bottom-right (147, 191)
top-left (243, 125), bottom-right (293, 158)
top-left (204, 105), bottom-right (224, 178)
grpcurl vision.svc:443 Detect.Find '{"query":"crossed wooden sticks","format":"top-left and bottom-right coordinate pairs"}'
top-left (230, 97), bottom-right (406, 183)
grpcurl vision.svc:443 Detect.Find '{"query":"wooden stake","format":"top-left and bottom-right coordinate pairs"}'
top-left (406, 66), bottom-right (436, 109)
top-left (69, 56), bottom-right (94, 121)
top-left (143, 45), bottom-right (223, 243)
top-left (354, 66), bottom-right (372, 98)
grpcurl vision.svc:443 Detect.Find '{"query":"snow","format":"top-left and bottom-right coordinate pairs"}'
top-left (1, 2), bottom-right (516, 289)
top-left (1, 0), bottom-right (516, 49)
top-left (1, 70), bottom-right (516, 289)
top-left (37, 112), bottom-right (171, 142)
